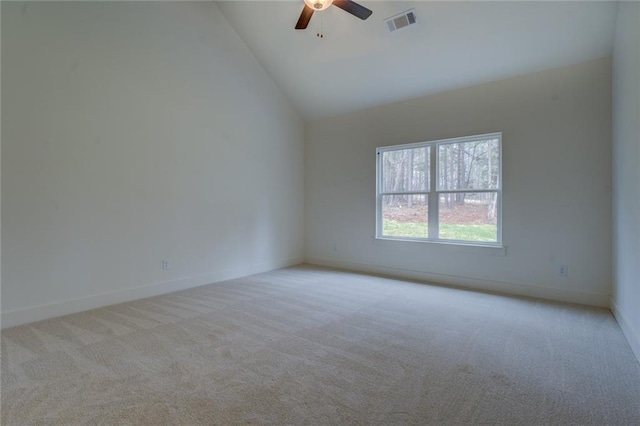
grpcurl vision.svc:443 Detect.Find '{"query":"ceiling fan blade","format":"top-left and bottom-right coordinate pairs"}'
top-left (295, 5), bottom-right (315, 29)
top-left (332, 0), bottom-right (372, 20)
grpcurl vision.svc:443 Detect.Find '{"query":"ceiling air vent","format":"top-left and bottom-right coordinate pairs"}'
top-left (384, 9), bottom-right (417, 33)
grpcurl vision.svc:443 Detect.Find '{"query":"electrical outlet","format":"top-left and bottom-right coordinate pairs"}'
top-left (559, 265), bottom-right (568, 278)
top-left (162, 259), bottom-right (170, 270)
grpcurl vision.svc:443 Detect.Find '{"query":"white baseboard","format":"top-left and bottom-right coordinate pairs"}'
top-left (305, 257), bottom-right (610, 308)
top-left (610, 298), bottom-right (640, 364)
top-left (1, 256), bottom-right (304, 329)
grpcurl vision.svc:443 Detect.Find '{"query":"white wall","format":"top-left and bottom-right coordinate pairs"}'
top-left (611, 1), bottom-right (640, 361)
top-left (306, 58), bottom-right (612, 307)
top-left (1, 2), bottom-right (305, 327)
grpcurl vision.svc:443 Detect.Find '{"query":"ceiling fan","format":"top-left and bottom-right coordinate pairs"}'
top-left (295, 0), bottom-right (373, 30)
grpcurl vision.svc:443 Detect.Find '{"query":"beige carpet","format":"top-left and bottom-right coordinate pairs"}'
top-left (2, 265), bottom-right (639, 425)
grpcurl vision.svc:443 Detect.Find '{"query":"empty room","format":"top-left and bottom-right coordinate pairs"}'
top-left (1, 0), bottom-right (639, 424)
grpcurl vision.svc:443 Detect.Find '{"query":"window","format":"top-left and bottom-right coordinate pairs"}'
top-left (376, 133), bottom-right (501, 245)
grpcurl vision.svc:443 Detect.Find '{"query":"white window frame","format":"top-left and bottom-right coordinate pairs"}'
top-left (376, 132), bottom-right (502, 247)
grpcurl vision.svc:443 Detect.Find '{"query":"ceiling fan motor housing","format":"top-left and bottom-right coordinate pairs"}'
top-left (304, 0), bottom-right (333, 12)
top-left (296, 0), bottom-right (372, 30)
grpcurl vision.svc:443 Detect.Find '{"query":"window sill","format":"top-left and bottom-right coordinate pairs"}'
top-left (373, 237), bottom-right (507, 256)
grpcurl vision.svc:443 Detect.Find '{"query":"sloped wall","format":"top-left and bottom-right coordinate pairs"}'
top-left (1, 2), bottom-right (305, 327)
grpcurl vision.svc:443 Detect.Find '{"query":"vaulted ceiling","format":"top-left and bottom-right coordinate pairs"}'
top-left (217, 1), bottom-right (618, 121)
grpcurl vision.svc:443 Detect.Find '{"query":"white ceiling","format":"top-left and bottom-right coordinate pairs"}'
top-left (217, 1), bottom-right (618, 121)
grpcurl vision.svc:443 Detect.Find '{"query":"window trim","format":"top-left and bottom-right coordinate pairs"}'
top-left (376, 132), bottom-right (503, 247)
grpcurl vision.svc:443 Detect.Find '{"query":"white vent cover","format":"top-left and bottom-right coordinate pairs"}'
top-left (384, 9), bottom-right (417, 33)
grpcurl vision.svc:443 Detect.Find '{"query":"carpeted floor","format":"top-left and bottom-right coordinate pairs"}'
top-left (2, 265), bottom-right (639, 425)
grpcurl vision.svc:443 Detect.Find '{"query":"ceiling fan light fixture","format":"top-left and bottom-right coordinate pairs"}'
top-left (304, 0), bottom-right (333, 11)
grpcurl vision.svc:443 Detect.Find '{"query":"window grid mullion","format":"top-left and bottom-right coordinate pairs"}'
top-left (435, 188), bottom-right (501, 194)
top-left (379, 191), bottom-right (430, 196)
top-left (428, 144), bottom-right (438, 239)
top-left (376, 150), bottom-right (382, 237)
